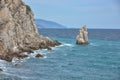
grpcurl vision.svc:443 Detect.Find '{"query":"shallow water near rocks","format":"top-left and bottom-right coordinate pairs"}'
top-left (0, 29), bottom-right (120, 80)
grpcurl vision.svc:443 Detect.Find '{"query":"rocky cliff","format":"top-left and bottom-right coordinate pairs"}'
top-left (76, 25), bottom-right (89, 45)
top-left (0, 0), bottom-right (61, 61)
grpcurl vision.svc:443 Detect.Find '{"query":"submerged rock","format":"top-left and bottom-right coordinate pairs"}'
top-left (76, 25), bottom-right (89, 45)
top-left (14, 64), bottom-right (20, 67)
top-left (0, 68), bottom-right (3, 72)
top-left (0, 0), bottom-right (61, 62)
top-left (35, 54), bottom-right (43, 58)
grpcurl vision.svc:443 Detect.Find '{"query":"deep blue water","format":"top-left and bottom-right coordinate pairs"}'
top-left (0, 29), bottom-right (120, 80)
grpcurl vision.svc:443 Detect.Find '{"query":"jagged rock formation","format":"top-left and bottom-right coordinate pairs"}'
top-left (76, 25), bottom-right (89, 45)
top-left (0, 0), bottom-right (61, 62)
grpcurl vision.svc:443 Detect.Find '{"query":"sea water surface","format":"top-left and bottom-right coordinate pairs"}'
top-left (0, 29), bottom-right (120, 80)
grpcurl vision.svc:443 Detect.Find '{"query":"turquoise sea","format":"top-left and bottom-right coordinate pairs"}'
top-left (0, 29), bottom-right (120, 80)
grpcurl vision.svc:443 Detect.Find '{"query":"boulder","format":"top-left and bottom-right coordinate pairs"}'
top-left (47, 46), bottom-right (52, 50)
top-left (76, 25), bottom-right (89, 45)
top-left (35, 54), bottom-right (43, 58)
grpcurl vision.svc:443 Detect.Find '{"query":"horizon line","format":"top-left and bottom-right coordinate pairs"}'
top-left (37, 27), bottom-right (120, 29)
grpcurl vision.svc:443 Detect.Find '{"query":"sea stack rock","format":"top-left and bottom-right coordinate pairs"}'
top-left (0, 0), bottom-right (61, 61)
top-left (76, 25), bottom-right (89, 45)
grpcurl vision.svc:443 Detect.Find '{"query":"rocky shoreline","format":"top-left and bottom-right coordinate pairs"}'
top-left (0, 0), bottom-right (61, 62)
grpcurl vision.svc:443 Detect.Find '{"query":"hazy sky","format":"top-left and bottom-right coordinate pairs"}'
top-left (24, 0), bottom-right (120, 29)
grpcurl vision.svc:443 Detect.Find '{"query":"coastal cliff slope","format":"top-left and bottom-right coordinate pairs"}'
top-left (0, 0), bottom-right (60, 61)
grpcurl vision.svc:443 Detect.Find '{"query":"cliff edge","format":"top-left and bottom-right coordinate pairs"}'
top-left (0, 0), bottom-right (61, 62)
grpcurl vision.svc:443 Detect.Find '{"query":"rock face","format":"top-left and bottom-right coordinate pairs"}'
top-left (0, 0), bottom-right (61, 61)
top-left (76, 25), bottom-right (89, 45)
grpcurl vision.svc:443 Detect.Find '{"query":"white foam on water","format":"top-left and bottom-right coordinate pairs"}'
top-left (57, 44), bottom-right (64, 47)
top-left (43, 56), bottom-right (47, 59)
top-left (51, 43), bottom-right (74, 51)
top-left (56, 43), bottom-right (74, 48)
top-left (28, 50), bottom-right (48, 59)
top-left (12, 57), bottom-right (20, 63)
top-left (12, 56), bottom-right (30, 63)
top-left (29, 51), bottom-right (39, 57)
top-left (90, 43), bottom-right (98, 46)
top-left (0, 60), bottom-right (7, 72)
top-left (34, 51), bottom-right (47, 55)
top-left (63, 43), bottom-right (74, 47)
top-left (0, 60), bottom-right (5, 66)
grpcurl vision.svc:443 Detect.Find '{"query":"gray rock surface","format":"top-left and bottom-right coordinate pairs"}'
top-left (76, 25), bottom-right (89, 45)
top-left (0, 0), bottom-right (61, 61)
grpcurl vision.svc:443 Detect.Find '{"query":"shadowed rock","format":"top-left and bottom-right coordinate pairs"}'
top-left (35, 54), bottom-right (43, 58)
top-left (16, 54), bottom-right (28, 59)
top-left (76, 25), bottom-right (89, 45)
top-left (0, 54), bottom-right (13, 62)
top-left (0, 52), bottom-right (29, 62)
top-left (0, 68), bottom-right (3, 72)
top-left (47, 46), bottom-right (52, 50)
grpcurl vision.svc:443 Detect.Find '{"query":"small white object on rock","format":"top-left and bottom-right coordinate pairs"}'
top-left (76, 25), bottom-right (89, 45)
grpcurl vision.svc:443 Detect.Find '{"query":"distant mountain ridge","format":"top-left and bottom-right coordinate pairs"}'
top-left (35, 19), bottom-right (67, 28)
